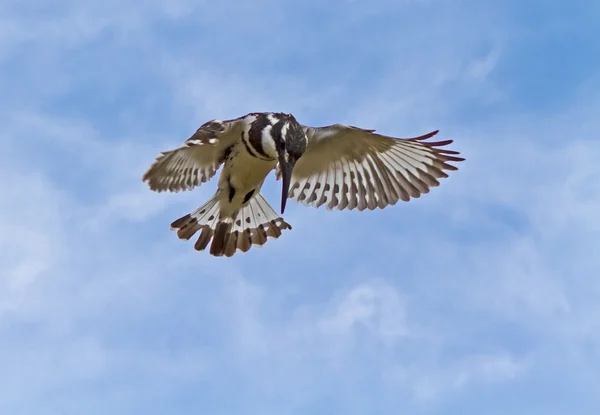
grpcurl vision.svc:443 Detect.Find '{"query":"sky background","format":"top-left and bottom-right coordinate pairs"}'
top-left (1, 0), bottom-right (600, 414)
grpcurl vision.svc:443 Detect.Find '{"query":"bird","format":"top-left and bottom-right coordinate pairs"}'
top-left (142, 112), bottom-right (464, 257)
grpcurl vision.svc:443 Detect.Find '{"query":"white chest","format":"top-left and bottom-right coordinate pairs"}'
top-left (219, 142), bottom-right (277, 193)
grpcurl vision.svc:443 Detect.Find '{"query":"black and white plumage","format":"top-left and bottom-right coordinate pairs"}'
top-left (142, 112), bottom-right (464, 257)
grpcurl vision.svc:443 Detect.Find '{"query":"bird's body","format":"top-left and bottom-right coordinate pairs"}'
top-left (142, 111), bottom-right (464, 257)
top-left (216, 138), bottom-right (275, 217)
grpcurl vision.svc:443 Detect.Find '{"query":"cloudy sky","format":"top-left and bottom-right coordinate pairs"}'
top-left (2, 0), bottom-right (600, 414)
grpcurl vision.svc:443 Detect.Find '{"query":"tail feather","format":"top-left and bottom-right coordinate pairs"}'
top-left (170, 192), bottom-right (292, 257)
top-left (247, 198), bottom-right (267, 246)
top-left (236, 207), bottom-right (251, 253)
top-left (170, 195), bottom-right (221, 251)
top-left (211, 220), bottom-right (233, 256)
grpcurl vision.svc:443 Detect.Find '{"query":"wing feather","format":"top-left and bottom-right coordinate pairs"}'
top-left (282, 124), bottom-right (464, 211)
top-left (142, 116), bottom-right (248, 192)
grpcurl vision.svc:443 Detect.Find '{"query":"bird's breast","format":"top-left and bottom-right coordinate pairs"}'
top-left (222, 144), bottom-right (277, 193)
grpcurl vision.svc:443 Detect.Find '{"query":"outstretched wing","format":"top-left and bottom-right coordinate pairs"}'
top-left (279, 124), bottom-right (464, 211)
top-left (142, 117), bottom-right (247, 192)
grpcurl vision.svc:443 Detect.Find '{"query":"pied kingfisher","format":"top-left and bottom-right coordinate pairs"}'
top-left (142, 112), bottom-right (464, 257)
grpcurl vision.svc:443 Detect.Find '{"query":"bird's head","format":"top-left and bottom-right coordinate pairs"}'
top-left (276, 113), bottom-right (307, 215)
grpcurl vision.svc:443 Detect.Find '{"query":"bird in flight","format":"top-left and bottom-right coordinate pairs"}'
top-left (142, 112), bottom-right (464, 257)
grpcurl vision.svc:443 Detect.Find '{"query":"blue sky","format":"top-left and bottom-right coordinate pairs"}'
top-left (1, 0), bottom-right (600, 414)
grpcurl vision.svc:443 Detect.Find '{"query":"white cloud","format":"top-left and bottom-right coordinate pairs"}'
top-left (318, 281), bottom-right (410, 343)
top-left (407, 353), bottom-right (528, 402)
top-left (0, 155), bottom-right (68, 318)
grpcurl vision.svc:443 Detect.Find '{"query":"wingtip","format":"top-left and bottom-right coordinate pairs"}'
top-left (412, 130), bottom-right (440, 141)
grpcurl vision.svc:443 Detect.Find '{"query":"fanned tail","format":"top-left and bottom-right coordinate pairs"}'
top-left (170, 192), bottom-right (292, 257)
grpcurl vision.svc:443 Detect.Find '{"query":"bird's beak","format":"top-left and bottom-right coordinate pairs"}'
top-left (278, 152), bottom-right (295, 214)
